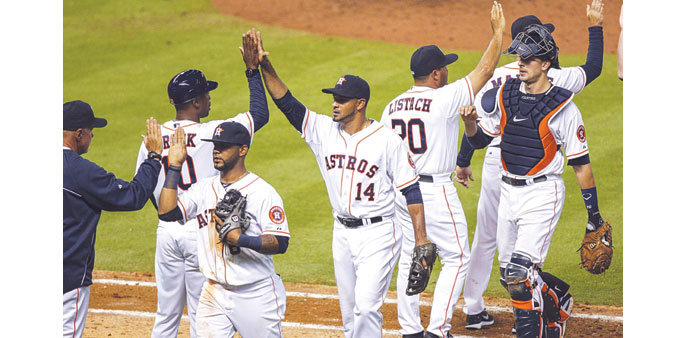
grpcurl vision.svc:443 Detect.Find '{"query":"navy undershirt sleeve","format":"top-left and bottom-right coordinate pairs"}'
top-left (158, 206), bottom-right (183, 222)
top-left (580, 26), bottom-right (604, 86)
top-left (456, 133), bottom-right (475, 167)
top-left (273, 90), bottom-right (308, 132)
top-left (467, 124), bottom-right (494, 149)
top-left (567, 153), bottom-right (591, 166)
top-left (247, 72), bottom-right (269, 131)
top-left (400, 182), bottom-right (423, 205)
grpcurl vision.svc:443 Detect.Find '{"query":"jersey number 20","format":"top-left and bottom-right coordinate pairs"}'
top-left (392, 118), bottom-right (427, 154)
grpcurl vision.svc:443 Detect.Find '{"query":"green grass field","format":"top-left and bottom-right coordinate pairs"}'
top-left (65, 0), bottom-right (623, 305)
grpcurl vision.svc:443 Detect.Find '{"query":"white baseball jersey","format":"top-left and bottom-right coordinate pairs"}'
top-left (136, 113), bottom-right (256, 206)
top-left (477, 62), bottom-right (587, 147)
top-left (175, 172), bottom-right (290, 286)
top-left (380, 77), bottom-right (474, 336)
top-left (381, 77), bottom-right (475, 175)
top-left (478, 82), bottom-right (589, 179)
top-left (300, 110), bottom-right (420, 220)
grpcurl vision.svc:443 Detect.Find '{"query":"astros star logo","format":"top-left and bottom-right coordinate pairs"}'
top-left (336, 77), bottom-right (347, 86)
top-left (215, 127), bottom-right (224, 137)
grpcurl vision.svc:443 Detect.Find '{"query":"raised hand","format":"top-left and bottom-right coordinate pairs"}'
top-left (459, 105), bottom-right (478, 125)
top-left (587, 0), bottom-right (604, 26)
top-left (240, 28), bottom-right (260, 69)
top-left (490, 1), bottom-right (505, 35)
top-left (143, 117), bottom-right (162, 155)
top-left (167, 127), bottom-right (187, 167)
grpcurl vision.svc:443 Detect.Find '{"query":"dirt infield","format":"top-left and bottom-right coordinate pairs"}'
top-left (86, 271), bottom-right (622, 337)
top-left (211, 0), bottom-right (623, 54)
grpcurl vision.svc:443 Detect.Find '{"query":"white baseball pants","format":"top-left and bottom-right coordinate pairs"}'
top-left (332, 218), bottom-right (402, 338)
top-left (395, 177), bottom-right (470, 337)
top-left (497, 177), bottom-right (566, 267)
top-left (196, 274), bottom-right (286, 338)
top-left (63, 286), bottom-right (90, 338)
top-left (462, 147), bottom-right (502, 316)
top-left (152, 223), bottom-right (206, 338)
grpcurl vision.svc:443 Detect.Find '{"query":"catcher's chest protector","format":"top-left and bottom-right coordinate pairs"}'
top-left (499, 78), bottom-right (573, 176)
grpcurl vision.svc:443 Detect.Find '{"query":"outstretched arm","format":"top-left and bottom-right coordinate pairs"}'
top-left (158, 127), bottom-right (187, 216)
top-left (580, 0), bottom-right (605, 86)
top-left (241, 29), bottom-right (269, 131)
top-left (466, 1), bottom-right (505, 95)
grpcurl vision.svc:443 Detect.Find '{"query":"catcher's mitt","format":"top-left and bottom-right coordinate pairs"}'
top-left (577, 220), bottom-right (613, 274)
top-left (215, 189), bottom-right (250, 255)
top-left (406, 242), bottom-right (438, 295)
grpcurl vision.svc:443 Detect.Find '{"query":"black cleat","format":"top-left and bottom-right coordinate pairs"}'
top-left (465, 309), bottom-right (495, 330)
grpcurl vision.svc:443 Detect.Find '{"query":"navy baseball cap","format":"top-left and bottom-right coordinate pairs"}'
top-left (201, 122), bottom-right (251, 146)
top-left (167, 69), bottom-right (219, 105)
top-left (511, 15), bottom-right (555, 39)
top-left (410, 45), bottom-right (458, 77)
top-left (321, 75), bottom-right (370, 102)
top-left (63, 100), bottom-right (108, 131)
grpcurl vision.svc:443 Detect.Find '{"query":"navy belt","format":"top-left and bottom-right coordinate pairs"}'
top-left (501, 175), bottom-right (547, 186)
top-left (337, 216), bottom-right (383, 228)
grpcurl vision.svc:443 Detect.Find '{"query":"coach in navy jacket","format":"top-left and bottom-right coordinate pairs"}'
top-left (63, 100), bottom-right (162, 338)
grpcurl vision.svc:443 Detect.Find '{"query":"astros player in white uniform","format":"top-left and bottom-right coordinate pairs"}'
top-left (135, 33), bottom-right (269, 338)
top-left (456, 1), bottom-right (605, 331)
top-left (461, 24), bottom-right (607, 338)
top-left (379, 3), bottom-right (505, 337)
top-left (157, 122), bottom-right (290, 338)
top-left (246, 28), bottom-right (432, 338)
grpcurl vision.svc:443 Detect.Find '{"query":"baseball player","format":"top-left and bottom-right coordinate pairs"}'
top-left (247, 28), bottom-right (432, 338)
top-left (379, 3), bottom-right (505, 338)
top-left (135, 32), bottom-right (269, 338)
top-left (64, 102), bottom-right (162, 338)
top-left (157, 122), bottom-right (290, 338)
top-left (456, 1), bottom-right (605, 331)
top-left (460, 23), bottom-right (608, 338)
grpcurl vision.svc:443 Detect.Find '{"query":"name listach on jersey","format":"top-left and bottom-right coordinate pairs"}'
top-left (324, 154), bottom-right (380, 178)
top-left (387, 97), bottom-right (433, 115)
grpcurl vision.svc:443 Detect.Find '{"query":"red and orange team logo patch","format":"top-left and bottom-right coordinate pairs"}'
top-left (408, 153), bottom-right (416, 169)
top-left (576, 125), bottom-right (586, 143)
top-left (269, 206), bottom-right (285, 224)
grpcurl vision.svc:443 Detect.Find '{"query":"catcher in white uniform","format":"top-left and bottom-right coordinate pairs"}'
top-left (461, 24), bottom-right (610, 338)
top-left (246, 29), bottom-right (433, 338)
top-left (158, 122), bottom-right (290, 338)
top-left (135, 32), bottom-right (269, 338)
top-left (456, 1), bottom-right (605, 331)
top-left (379, 2), bottom-right (505, 337)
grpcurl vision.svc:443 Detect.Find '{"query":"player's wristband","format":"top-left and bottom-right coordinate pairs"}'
top-left (164, 165), bottom-right (182, 189)
top-left (237, 234), bottom-right (263, 252)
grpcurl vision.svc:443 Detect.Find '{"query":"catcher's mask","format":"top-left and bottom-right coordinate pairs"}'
top-left (504, 24), bottom-right (560, 69)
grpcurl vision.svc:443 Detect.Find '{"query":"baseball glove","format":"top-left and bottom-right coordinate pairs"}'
top-left (215, 189), bottom-right (250, 255)
top-left (577, 220), bottom-right (613, 274)
top-left (406, 242), bottom-right (438, 295)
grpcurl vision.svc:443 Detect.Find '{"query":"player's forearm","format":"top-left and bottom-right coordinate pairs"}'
top-left (158, 166), bottom-right (181, 215)
top-left (580, 26), bottom-right (604, 86)
top-left (468, 30), bottom-right (503, 95)
top-left (259, 58), bottom-right (289, 100)
top-left (456, 133), bottom-right (475, 167)
top-left (247, 71), bottom-right (269, 130)
top-left (573, 163), bottom-right (596, 190)
top-left (235, 234), bottom-right (289, 254)
top-left (407, 203), bottom-right (429, 245)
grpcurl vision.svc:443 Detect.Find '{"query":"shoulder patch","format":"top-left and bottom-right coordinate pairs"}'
top-left (577, 125), bottom-right (586, 143)
top-left (481, 87), bottom-right (500, 113)
top-left (269, 206), bottom-right (285, 224)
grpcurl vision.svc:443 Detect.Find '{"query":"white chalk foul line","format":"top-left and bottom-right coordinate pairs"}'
top-left (93, 279), bottom-right (622, 322)
top-left (88, 308), bottom-right (478, 338)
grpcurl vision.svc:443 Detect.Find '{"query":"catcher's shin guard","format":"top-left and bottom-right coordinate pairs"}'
top-left (505, 253), bottom-right (543, 338)
top-left (499, 267), bottom-right (509, 291)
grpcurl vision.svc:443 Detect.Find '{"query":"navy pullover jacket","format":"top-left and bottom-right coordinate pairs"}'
top-left (63, 148), bottom-right (160, 294)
